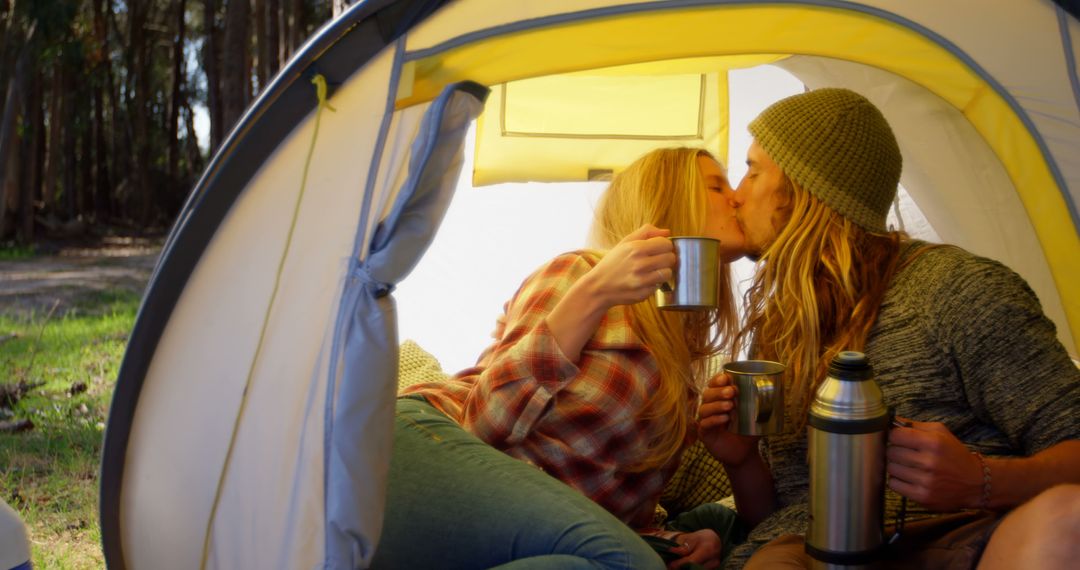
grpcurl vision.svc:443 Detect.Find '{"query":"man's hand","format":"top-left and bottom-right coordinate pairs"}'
top-left (698, 372), bottom-right (759, 467)
top-left (667, 529), bottom-right (723, 569)
top-left (886, 418), bottom-right (984, 511)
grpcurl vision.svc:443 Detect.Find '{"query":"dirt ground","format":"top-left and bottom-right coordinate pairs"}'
top-left (0, 236), bottom-right (162, 319)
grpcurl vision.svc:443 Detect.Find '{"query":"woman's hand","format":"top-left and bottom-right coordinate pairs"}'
top-left (698, 372), bottom-right (760, 467)
top-left (667, 529), bottom-right (723, 569)
top-left (584, 223), bottom-right (675, 309)
top-left (545, 224), bottom-right (673, 362)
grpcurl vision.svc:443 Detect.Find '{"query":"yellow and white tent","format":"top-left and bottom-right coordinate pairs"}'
top-left (100, 1), bottom-right (1080, 568)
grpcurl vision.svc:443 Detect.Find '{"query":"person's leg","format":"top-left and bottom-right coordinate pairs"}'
top-left (978, 484), bottom-right (1080, 570)
top-left (743, 535), bottom-right (810, 569)
top-left (371, 398), bottom-right (665, 570)
top-left (665, 502), bottom-right (748, 562)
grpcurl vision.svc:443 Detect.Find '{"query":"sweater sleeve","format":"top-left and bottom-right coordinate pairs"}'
top-left (934, 253), bottom-right (1080, 455)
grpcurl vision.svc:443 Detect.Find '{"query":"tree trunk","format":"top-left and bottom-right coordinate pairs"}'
top-left (244, 8), bottom-right (253, 106)
top-left (21, 76), bottom-right (44, 242)
top-left (167, 0), bottom-right (187, 188)
top-left (92, 0), bottom-right (112, 223)
top-left (0, 31), bottom-right (31, 239)
top-left (204, 0), bottom-right (222, 152)
top-left (80, 101), bottom-right (92, 222)
top-left (267, 0), bottom-right (280, 77)
top-left (221, 0), bottom-right (250, 132)
top-left (254, 0), bottom-right (267, 93)
top-left (42, 64), bottom-right (63, 214)
top-left (93, 74), bottom-right (110, 222)
top-left (62, 69), bottom-right (77, 221)
top-left (129, 0), bottom-right (154, 226)
top-left (0, 4), bottom-right (15, 109)
top-left (278, 0), bottom-right (289, 63)
top-left (182, 99), bottom-right (202, 181)
top-left (105, 4), bottom-right (127, 221)
top-left (1, 128), bottom-right (20, 240)
top-left (290, 0), bottom-right (303, 56)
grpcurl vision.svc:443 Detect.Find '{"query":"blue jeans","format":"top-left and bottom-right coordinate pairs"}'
top-left (370, 398), bottom-right (666, 569)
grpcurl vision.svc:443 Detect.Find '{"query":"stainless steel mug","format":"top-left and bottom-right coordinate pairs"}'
top-left (722, 360), bottom-right (786, 436)
top-left (806, 351), bottom-right (890, 569)
top-left (656, 237), bottom-right (720, 311)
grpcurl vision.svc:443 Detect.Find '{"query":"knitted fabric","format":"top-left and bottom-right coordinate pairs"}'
top-left (748, 88), bottom-right (901, 233)
top-left (397, 339), bottom-right (451, 390)
top-left (722, 242), bottom-right (1080, 569)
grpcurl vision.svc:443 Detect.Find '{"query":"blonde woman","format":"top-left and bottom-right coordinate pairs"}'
top-left (373, 148), bottom-right (747, 569)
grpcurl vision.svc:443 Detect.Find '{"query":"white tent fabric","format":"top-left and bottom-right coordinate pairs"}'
top-left (116, 44), bottom-right (405, 569)
top-left (99, 1), bottom-right (1080, 569)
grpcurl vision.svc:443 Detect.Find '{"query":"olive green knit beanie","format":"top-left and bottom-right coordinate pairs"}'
top-left (748, 88), bottom-right (901, 233)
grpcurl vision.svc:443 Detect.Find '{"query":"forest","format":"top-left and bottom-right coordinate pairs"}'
top-left (0, 0), bottom-right (351, 245)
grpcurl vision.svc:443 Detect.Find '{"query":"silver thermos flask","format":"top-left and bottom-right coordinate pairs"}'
top-left (806, 351), bottom-right (890, 569)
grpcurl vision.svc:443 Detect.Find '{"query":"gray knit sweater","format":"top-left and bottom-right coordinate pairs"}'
top-left (724, 241), bottom-right (1080, 568)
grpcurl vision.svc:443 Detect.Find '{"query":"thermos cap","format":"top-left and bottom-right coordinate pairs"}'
top-left (827, 351), bottom-right (874, 381)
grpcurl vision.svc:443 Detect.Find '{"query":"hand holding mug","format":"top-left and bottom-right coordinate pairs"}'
top-left (698, 372), bottom-right (760, 467)
top-left (588, 224), bottom-right (676, 308)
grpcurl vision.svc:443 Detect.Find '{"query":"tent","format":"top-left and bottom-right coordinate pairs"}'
top-left (99, 1), bottom-right (1080, 568)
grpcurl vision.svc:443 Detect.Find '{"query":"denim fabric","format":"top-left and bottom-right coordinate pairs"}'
top-left (370, 398), bottom-right (666, 569)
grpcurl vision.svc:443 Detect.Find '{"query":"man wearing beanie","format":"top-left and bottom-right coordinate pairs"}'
top-left (698, 88), bottom-right (1080, 569)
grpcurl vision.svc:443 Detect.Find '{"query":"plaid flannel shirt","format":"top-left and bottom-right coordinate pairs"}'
top-left (402, 251), bottom-right (681, 529)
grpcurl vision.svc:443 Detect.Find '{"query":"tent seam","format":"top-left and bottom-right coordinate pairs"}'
top-left (199, 73), bottom-right (335, 570)
top-left (1058, 7), bottom-right (1080, 127)
top-left (322, 36), bottom-right (407, 569)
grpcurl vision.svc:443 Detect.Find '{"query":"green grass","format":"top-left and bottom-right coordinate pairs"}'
top-left (0, 242), bottom-right (38, 261)
top-left (1, 290), bottom-right (140, 569)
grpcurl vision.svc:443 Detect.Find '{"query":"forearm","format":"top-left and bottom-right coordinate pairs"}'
top-left (724, 452), bottom-right (777, 527)
top-left (982, 440), bottom-right (1080, 511)
top-left (545, 272), bottom-right (610, 362)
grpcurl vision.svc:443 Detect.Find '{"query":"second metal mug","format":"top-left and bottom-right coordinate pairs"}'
top-left (723, 360), bottom-right (787, 436)
top-left (656, 237), bottom-right (720, 311)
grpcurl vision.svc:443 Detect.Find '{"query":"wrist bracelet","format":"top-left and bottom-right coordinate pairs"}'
top-left (971, 451), bottom-right (992, 510)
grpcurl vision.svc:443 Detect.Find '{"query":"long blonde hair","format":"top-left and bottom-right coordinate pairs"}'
top-left (733, 178), bottom-right (904, 425)
top-left (590, 147), bottom-right (738, 471)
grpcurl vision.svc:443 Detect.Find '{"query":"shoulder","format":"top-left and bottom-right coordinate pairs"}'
top-left (894, 241), bottom-right (1036, 305)
top-left (516, 250), bottom-right (643, 350)
top-left (516, 250), bottom-right (601, 294)
top-left (503, 250), bottom-right (601, 315)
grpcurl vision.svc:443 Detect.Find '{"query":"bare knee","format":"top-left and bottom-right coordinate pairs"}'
top-left (1033, 483), bottom-right (1080, 508)
top-left (1017, 484), bottom-right (1080, 528)
top-left (979, 484), bottom-right (1080, 570)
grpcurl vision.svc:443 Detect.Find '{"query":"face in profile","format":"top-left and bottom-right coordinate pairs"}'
top-left (697, 154), bottom-right (746, 262)
top-left (733, 141), bottom-right (791, 260)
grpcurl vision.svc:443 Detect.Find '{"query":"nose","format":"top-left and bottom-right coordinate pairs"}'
top-left (731, 188), bottom-right (746, 208)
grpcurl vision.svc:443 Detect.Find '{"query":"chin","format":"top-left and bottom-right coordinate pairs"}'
top-left (721, 251), bottom-right (748, 263)
top-left (745, 246), bottom-right (765, 262)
